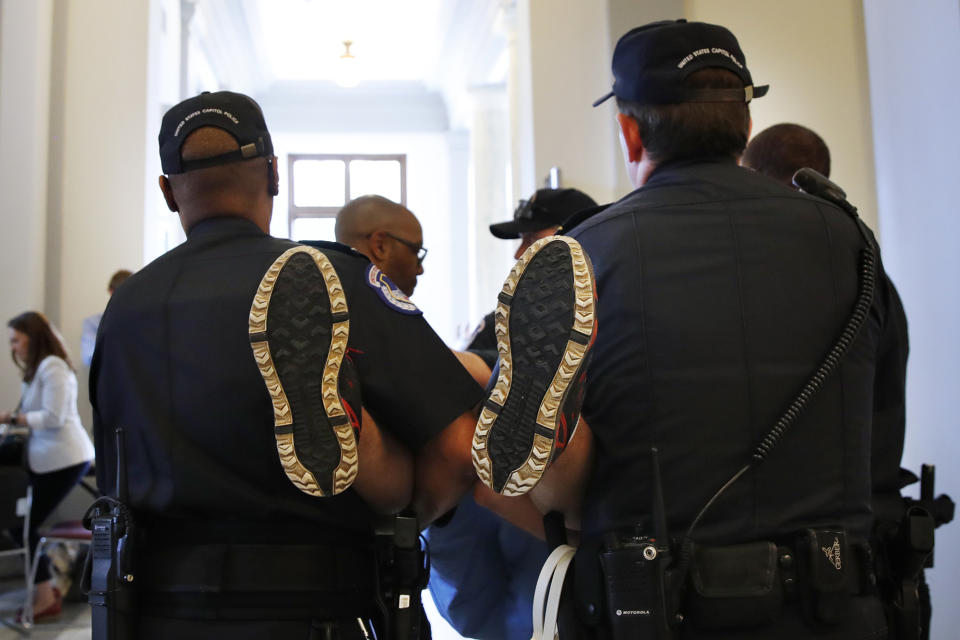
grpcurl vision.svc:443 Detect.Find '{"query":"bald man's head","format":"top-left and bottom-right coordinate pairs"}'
top-left (336, 195), bottom-right (425, 296)
top-left (158, 126), bottom-right (279, 233)
top-left (335, 195), bottom-right (414, 240)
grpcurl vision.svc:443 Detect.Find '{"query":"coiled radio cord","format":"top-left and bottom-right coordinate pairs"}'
top-left (667, 169), bottom-right (879, 612)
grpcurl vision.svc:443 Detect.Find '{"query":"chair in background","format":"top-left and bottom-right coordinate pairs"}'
top-left (28, 462), bottom-right (99, 612)
top-left (26, 462), bottom-right (99, 611)
top-left (0, 464), bottom-right (36, 630)
top-left (30, 520), bottom-right (92, 604)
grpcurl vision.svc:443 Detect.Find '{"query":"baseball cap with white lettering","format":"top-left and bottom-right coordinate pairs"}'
top-left (159, 90), bottom-right (274, 174)
top-left (593, 20), bottom-right (769, 107)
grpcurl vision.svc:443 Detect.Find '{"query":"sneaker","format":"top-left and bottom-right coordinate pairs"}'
top-left (249, 246), bottom-right (359, 497)
top-left (472, 236), bottom-right (597, 496)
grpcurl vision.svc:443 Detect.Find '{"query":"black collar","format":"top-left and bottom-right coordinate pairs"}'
top-left (645, 154), bottom-right (739, 184)
top-left (186, 215), bottom-right (265, 239)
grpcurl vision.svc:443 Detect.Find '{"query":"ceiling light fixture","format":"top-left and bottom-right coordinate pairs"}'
top-left (336, 40), bottom-right (360, 88)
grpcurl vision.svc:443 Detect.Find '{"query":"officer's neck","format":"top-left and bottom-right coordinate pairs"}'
top-left (627, 153), bottom-right (658, 189)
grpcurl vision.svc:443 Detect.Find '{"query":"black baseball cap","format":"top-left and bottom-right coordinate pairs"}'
top-left (489, 188), bottom-right (598, 240)
top-left (593, 20), bottom-right (769, 107)
top-left (159, 91), bottom-right (274, 174)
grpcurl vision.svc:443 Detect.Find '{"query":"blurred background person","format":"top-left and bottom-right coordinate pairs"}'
top-left (81, 269), bottom-right (133, 367)
top-left (1, 311), bottom-right (95, 620)
top-left (742, 122), bottom-right (830, 187)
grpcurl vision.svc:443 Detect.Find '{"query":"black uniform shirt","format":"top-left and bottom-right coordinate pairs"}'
top-left (91, 216), bottom-right (483, 542)
top-left (466, 311), bottom-right (498, 369)
top-left (568, 158), bottom-right (906, 543)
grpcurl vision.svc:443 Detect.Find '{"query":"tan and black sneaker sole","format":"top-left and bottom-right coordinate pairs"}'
top-left (472, 236), bottom-right (596, 496)
top-left (249, 246), bottom-right (358, 497)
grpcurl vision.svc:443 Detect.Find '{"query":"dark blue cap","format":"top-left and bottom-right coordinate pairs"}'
top-left (159, 91), bottom-right (274, 174)
top-left (593, 20), bottom-right (769, 107)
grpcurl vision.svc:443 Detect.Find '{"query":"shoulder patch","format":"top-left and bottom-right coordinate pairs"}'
top-left (365, 265), bottom-right (422, 315)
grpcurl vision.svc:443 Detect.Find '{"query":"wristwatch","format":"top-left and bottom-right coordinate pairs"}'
top-left (9, 411), bottom-right (19, 425)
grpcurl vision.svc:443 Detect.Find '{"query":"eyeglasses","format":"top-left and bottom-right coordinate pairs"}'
top-left (384, 232), bottom-right (428, 264)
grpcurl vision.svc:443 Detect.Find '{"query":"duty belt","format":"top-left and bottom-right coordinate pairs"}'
top-left (776, 538), bottom-right (874, 602)
top-left (140, 543), bottom-right (377, 593)
top-left (684, 531), bottom-right (876, 632)
top-left (136, 543), bottom-right (379, 621)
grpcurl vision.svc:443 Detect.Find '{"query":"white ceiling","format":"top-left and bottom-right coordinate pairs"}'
top-left (190, 0), bottom-right (508, 94)
top-left (251, 0), bottom-right (448, 83)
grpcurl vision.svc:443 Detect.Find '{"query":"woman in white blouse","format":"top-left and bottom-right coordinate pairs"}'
top-left (2, 311), bottom-right (95, 620)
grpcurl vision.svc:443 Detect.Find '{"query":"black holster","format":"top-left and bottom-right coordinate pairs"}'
top-left (877, 506), bottom-right (936, 640)
top-left (374, 515), bottom-right (429, 640)
top-left (874, 465), bottom-right (954, 640)
top-left (795, 528), bottom-right (855, 627)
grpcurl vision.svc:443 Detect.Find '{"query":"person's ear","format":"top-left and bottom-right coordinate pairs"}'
top-left (159, 175), bottom-right (179, 212)
top-left (368, 230), bottom-right (390, 262)
top-left (267, 157), bottom-right (279, 197)
top-left (616, 113), bottom-right (645, 163)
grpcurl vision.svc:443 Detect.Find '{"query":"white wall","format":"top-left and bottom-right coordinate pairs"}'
top-left (49, 0), bottom-right (151, 429)
top-left (144, 0), bottom-right (186, 263)
top-left (510, 0), bottom-right (685, 208)
top-left (465, 86), bottom-right (515, 333)
top-left (605, 0), bottom-right (684, 198)
top-left (525, 0), bottom-right (620, 204)
top-left (862, 2), bottom-right (960, 637)
top-left (0, 0), bottom-right (154, 520)
top-left (685, 0), bottom-right (878, 232)
top-left (0, 0), bottom-right (53, 412)
top-left (510, 0), bottom-right (878, 224)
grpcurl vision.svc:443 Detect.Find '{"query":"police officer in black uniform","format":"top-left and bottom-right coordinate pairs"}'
top-left (90, 91), bottom-right (483, 640)
top-left (473, 21), bottom-right (907, 640)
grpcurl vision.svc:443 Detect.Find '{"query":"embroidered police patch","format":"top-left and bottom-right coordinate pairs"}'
top-left (365, 265), bottom-right (421, 315)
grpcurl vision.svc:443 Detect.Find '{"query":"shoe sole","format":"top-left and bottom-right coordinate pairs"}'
top-left (249, 246), bottom-right (358, 497)
top-left (472, 236), bottom-right (596, 496)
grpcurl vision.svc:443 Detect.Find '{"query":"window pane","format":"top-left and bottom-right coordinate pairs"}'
top-left (293, 160), bottom-right (346, 207)
top-left (349, 160), bottom-right (401, 202)
top-left (291, 216), bottom-right (337, 242)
